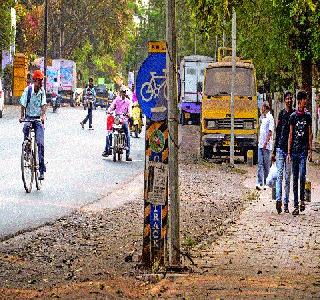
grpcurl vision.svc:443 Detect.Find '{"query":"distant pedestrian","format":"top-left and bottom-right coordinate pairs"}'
top-left (256, 101), bottom-right (274, 190)
top-left (288, 90), bottom-right (313, 215)
top-left (272, 91), bottom-right (294, 214)
top-left (80, 77), bottom-right (96, 130)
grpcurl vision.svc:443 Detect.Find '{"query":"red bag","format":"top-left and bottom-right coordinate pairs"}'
top-left (106, 114), bottom-right (114, 131)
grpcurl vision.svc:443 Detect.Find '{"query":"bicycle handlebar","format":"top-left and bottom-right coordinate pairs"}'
top-left (20, 118), bottom-right (41, 123)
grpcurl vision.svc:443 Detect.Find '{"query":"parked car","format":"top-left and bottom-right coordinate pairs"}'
top-left (0, 78), bottom-right (4, 118)
top-left (95, 85), bottom-right (109, 109)
top-left (59, 90), bottom-right (75, 107)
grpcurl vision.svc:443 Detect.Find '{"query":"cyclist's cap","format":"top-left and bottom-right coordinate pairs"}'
top-left (33, 70), bottom-right (44, 80)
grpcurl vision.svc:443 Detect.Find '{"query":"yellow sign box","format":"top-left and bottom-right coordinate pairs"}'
top-left (13, 54), bottom-right (28, 97)
top-left (148, 41), bottom-right (166, 53)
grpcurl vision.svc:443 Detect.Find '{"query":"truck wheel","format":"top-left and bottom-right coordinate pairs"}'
top-left (181, 112), bottom-right (185, 125)
top-left (0, 110), bottom-right (2, 118)
top-left (253, 149), bottom-right (258, 165)
top-left (243, 149), bottom-right (248, 163)
top-left (202, 145), bottom-right (213, 159)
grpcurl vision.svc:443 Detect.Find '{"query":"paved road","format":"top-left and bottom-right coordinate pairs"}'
top-left (0, 105), bottom-right (145, 239)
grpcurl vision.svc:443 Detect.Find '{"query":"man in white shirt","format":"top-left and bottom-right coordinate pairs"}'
top-left (256, 101), bottom-right (274, 190)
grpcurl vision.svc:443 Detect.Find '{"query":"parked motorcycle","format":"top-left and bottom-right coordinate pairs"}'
top-left (131, 103), bottom-right (143, 138)
top-left (111, 114), bottom-right (128, 162)
top-left (51, 93), bottom-right (61, 113)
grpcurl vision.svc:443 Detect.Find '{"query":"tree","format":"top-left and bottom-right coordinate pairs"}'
top-left (187, 0), bottom-right (320, 97)
top-left (125, 0), bottom-right (218, 74)
top-left (0, 1), bottom-right (15, 53)
top-left (15, 0), bottom-right (136, 82)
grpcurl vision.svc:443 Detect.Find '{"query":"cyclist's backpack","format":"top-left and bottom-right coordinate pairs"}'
top-left (26, 85), bottom-right (43, 109)
top-left (26, 85), bottom-right (32, 108)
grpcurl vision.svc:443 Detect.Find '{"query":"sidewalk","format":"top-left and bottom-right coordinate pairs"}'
top-left (151, 163), bottom-right (320, 299)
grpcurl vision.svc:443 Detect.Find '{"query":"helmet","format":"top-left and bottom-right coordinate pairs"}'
top-left (32, 70), bottom-right (44, 80)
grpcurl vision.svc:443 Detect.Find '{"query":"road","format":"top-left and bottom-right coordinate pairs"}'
top-left (0, 105), bottom-right (145, 240)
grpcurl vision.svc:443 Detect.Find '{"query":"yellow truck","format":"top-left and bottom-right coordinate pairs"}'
top-left (200, 48), bottom-right (258, 162)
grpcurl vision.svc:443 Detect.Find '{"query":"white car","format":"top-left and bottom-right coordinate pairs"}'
top-left (0, 78), bottom-right (4, 118)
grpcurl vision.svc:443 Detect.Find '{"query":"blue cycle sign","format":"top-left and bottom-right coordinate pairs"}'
top-left (136, 52), bottom-right (167, 121)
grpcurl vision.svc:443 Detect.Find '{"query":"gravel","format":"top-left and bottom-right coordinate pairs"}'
top-left (0, 125), bottom-right (253, 299)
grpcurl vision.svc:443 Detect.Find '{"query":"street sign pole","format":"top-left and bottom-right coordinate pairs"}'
top-left (166, 0), bottom-right (180, 266)
top-left (136, 41), bottom-right (169, 267)
top-left (230, 8), bottom-right (236, 167)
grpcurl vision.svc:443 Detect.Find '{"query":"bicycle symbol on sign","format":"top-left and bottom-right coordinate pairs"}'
top-left (140, 69), bottom-right (168, 102)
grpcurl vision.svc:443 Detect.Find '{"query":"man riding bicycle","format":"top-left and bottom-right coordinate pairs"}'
top-left (103, 85), bottom-right (132, 161)
top-left (19, 70), bottom-right (47, 180)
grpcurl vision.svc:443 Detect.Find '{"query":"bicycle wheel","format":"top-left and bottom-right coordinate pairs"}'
top-left (34, 143), bottom-right (42, 191)
top-left (21, 140), bottom-right (34, 193)
top-left (140, 82), bottom-right (153, 102)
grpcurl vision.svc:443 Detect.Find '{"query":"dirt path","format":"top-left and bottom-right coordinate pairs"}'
top-left (2, 125), bottom-right (318, 299)
top-left (0, 125), bottom-right (253, 299)
top-left (151, 165), bottom-right (320, 299)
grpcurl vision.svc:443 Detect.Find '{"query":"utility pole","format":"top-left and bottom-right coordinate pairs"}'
top-left (43, 0), bottom-right (48, 91)
top-left (214, 35), bottom-right (218, 62)
top-left (166, 0), bottom-right (180, 266)
top-left (230, 8), bottom-right (236, 167)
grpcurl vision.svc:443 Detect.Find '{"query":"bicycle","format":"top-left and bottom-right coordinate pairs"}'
top-left (21, 119), bottom-right (43, 193)
top-left (140, 69), bottom-right (168, 102)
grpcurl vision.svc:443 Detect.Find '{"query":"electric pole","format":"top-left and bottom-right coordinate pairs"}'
top-left (166, 0), bottom-right (180, 266)
top-left (43, 0), bottom-right (48, 91)
top-left (230, 8), bottom-right (236, 167)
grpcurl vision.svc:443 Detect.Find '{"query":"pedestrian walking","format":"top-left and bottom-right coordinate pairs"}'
top-left (288, 90), bottom-right (313, 215)
top-left (272, 91), bottom-right (295, 214)
top-left (256, 101), bottom-right (275, 190)
top-left (80, 77), bottom-right (96, 130)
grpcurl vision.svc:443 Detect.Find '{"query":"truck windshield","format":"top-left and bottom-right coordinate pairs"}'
top-left (205, 67), bottom-right (255, 97)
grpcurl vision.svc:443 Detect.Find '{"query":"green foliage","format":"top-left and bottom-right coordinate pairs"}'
top-left (0, 1), bottom-right (15, 52)
top-left (2, 64), bottom-right (13, 91)
top-left (186, 0), bottom-right (320, 92)
top-left (125, 0), bottom-right (218, 73)
top-left (15, 0), bottom-right (135, 83)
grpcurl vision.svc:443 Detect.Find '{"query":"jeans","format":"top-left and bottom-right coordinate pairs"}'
top-left (82, 107), bottom-right (92, 128)
top-left (23, 121), bottom-right (46, 174)
top-left (292, 151), bottom-right (307, 208)
top-left (123, 121), bottom-right (131, 157)
top-left (105, 122), bottom-right (131, 158)
top-left (257, 148), bottom-right (271, 186)
top-left (275, 148), bottom-right (291, 205)
top-left (104, 132), bottom-right (112, 153)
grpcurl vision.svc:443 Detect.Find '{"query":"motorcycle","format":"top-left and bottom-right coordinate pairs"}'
top-left (131, 103), bottom-right (143, 138)
top-left (111, 114), bottom-right (128, 162)
top-left (51, 93), bottom-right (61, 113)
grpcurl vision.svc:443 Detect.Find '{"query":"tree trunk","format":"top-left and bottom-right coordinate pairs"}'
top-left (301, 56), bottom-right (313, 111)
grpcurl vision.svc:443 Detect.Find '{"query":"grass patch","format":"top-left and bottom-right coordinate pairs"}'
top-left (182, 236), bottom-right (198, 251)
top-left (243, 189), bottom-right (260, 201)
